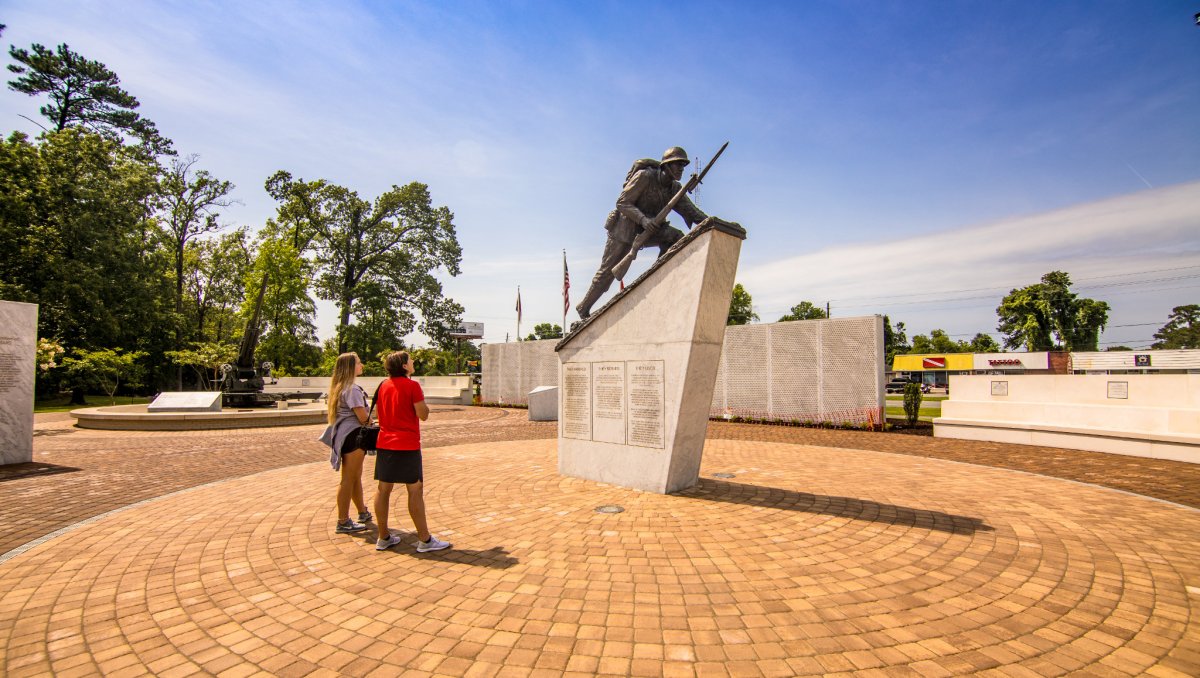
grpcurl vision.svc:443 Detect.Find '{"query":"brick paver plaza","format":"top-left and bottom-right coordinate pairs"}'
top-left (2, 406), bottom-right (1197, 676)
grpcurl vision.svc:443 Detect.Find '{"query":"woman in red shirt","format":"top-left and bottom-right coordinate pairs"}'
top-left (373, 351), bottom-right (451, 552)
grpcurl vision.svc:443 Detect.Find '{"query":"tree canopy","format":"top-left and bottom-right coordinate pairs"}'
top-left (996, 271), bottom-right (1109, 351)
top-left (7, 42), bottom-right (171, 154)
top-left (1151, 304), bottom-right (1199, 349)
top-left (779, 301), bottom-right (826, 322)
top-left (266, 171), bottom-right (465, 355)
top-left (726, 283), bottom-right (758, 325)
top-left (526, 323), bottom-right (563, 341)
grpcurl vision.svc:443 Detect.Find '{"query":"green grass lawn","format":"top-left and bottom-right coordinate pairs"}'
top-left (885, 407), bottom-right (941, 419)
top-left (34, 395), bottom-right (151, 413)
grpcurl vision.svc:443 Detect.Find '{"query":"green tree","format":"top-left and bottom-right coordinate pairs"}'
top-left (727, 283), bottom-right (758, 325)
top-left (267, 172), bottom-right (464, 354)
top-left (778, 301), bottom-right (826, 322)
top-left (160, 155), bottom-right (236, 332)
top-left (902, 382), bottom-right (923, 426)
top-left (61, 347), bottom-right (147, 404)
top-left (883, 315), bottom-right (910, 368)
top-left (165, 341), bottom-right (237, 390)
top-left (7, 42), bottom-right (171, 153)
top-left (1104, 345), bottom-right (1132, 352)
top-left (525, 323), bottom-right (563, 340)
top-left (184, 228), bottom-right (252, 343)
top-left (910, 329), bottom-right (969, 354)
top-left (1151, 304), bottom-right (1200, 349)
top-left (0, 130), bottom-right (173, 355)
top-left (996, 271), bottom-right (1110, 352)
top-left (242, 236), bottom-right (320, 374)
top-left (968, 333), bottom-right (1001, 353)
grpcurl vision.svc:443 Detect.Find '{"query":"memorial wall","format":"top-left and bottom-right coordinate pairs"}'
top-left (0, 301), bottom-right (37, 465)
top-left (482, 315), bottom-right (884, 423)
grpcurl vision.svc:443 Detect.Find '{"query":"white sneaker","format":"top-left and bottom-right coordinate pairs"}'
top-left (376, 534), bottom-right (403, 551)
top-left (416, 535), bottom-right (451, 552)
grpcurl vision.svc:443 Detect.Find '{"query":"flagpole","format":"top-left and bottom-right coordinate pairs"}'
top-left (516, 285), bottom-right (521, 342)
top-left (562, 250), bottom-right (568, 333)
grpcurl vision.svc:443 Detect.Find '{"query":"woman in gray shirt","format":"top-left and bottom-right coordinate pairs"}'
top-left (319, 352), bottom-right (373, 533)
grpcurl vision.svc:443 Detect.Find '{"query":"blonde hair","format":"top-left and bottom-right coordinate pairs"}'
top-left (327, 352), bottom-right (360, 425)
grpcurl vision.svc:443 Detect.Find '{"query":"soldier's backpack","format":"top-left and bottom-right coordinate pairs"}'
top-left (625, 158), bottom-right (660, 184)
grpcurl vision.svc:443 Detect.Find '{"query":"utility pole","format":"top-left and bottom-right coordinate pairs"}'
top-left (826, 302), bottom-right (831, 318)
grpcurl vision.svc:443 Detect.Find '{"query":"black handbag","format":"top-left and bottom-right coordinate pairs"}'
top-left (353, 382), bottom-right (383, 452)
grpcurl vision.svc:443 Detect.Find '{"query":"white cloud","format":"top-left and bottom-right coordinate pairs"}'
top-left (740, 181), bottom-right (1200, 345)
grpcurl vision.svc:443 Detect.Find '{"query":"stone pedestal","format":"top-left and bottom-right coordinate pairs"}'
top-left (148, 391), bottom-right (223, 412)
top-left (0, 301), bottom-right (37, 465)
top-left (555, 219), bottom-right (746, 493)
top-left (528, 386), bottom-right (558, 421)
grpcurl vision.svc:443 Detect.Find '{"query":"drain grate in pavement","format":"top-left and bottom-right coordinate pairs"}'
top-left (594, 505), bottom-right (624, 514)
top-left (712, 472), bottom-right (736, 479)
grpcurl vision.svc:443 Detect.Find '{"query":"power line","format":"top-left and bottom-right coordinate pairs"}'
top-left (824, 264), bottom-right (1200, 304)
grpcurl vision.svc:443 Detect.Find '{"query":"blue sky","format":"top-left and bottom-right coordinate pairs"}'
top-left (2, 1), bottom-right (1198, 348)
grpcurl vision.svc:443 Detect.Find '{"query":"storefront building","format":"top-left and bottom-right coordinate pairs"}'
top-left (1071, 349), bottom-right (1200, 374)
top-left (891, 352), bottom-right (1066, 387)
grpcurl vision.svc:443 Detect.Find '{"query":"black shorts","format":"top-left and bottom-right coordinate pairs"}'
top-left (340, 428), bottom-right (374, 457)
top-left (374, 449), bottom-right (423, 484)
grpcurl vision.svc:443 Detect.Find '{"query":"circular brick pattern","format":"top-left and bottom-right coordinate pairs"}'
top-left (2, 439), bottom-right (1198, 677)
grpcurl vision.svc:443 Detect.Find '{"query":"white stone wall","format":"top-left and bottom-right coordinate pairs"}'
top-left (481, 339), bottom-right (559, 404)
top-left (481, 316), bottom-right (885, 421)
top-left (713, 316), bottom-right (885, 425)
top-left (937, 374), bottom-right (1200, 463)
top-left (0, 301), bottom-right (37, 465)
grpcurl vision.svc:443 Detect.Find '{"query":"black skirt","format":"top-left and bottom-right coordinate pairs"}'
top-left (374, 448), bottom-right (423, 484)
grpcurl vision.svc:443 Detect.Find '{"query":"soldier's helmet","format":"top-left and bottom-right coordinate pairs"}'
top-left (660, 146), bottom-right (690, 167)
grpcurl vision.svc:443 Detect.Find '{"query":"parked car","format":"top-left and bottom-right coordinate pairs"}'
top-left (885, 379), bottom-right (917, 393)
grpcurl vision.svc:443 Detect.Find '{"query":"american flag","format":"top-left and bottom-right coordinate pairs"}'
top-left (515, 287), bottom-right (522, 322)
top-left (562, 251), bottom-right (570, 321)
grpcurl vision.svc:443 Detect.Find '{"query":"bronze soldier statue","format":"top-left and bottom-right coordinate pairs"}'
top-left (575, 146), bottom-right (708, 320)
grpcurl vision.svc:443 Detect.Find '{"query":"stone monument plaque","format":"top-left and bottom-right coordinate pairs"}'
top-left (627, 360), bottom-right (665, 448)
top-left (561, 363), bottom-right (591, 440)
top-left (148, 391), bottom-right (223, 412)
top-left (591, 362), bottom-right (626, 444)
top-left (0, 301), bottom-right (37, 465)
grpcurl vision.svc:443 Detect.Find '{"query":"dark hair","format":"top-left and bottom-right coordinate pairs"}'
top-left (384, 351), bottom-right (410, 377)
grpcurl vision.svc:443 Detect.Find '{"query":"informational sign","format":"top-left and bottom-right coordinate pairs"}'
top-left (1134, 354), bottom-right (1151, 368)
top-left (627, 361), bottom-right (665, 449)
top-left (449, 321), bottom-right (484, 339)
top-left (561, 363), bottom-right (591, 440)
top-left (148, 391), bottom-right (223, 412)
top-left (990, 381), bottom-right (1009, 397)
top-left (591, 362), bottom-right (626, 444)
top-left (1107, 381), bottom-right (1129, 400)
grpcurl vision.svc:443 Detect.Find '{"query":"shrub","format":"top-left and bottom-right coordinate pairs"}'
top-left (903, 382), bottom-right (923, 425)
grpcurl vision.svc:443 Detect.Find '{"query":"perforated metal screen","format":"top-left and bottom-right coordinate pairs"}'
top-left (481, 316), bottom-right (883, 418)
top-left (712, 316), bottom-right (884, 425)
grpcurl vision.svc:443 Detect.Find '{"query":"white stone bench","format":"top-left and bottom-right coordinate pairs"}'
top-left (934, 375), bottom-right (1200, 464)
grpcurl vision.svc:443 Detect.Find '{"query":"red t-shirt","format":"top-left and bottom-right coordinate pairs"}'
top-left (375, 376), bottom-right (424, 450)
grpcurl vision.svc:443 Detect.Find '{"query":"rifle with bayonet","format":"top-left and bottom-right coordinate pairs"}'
top-left (610, 141), bottom-right (729, 282)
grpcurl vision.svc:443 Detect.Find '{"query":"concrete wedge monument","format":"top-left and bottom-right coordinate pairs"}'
top-left (556, 217), bottom-right (746, 494)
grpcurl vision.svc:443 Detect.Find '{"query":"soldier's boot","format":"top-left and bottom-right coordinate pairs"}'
top-left (575, 276), bottom-right (612, 320)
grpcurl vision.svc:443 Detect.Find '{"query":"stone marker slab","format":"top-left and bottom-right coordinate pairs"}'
top-left (0, 301), bottom-right (37, 465)
top-left (148, 391), bottom-right (223, 412)
top-left (556, 218), bottom-right (745, 493)
top-left (528, 385), bottom-right (558, 421)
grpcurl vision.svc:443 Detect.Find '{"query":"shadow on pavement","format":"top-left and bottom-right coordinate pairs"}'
top-left (678, 477), bottom-right (993, 535)
top-left (351, 531), bottom-right (519, 568)
top-left (0, 462), bottom-right (82, 483)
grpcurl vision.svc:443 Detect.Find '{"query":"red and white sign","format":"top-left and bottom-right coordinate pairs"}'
top-left (972, 352), bottom-right (1048, 371)
top-left (922, 357), bottom-right (946, 369)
